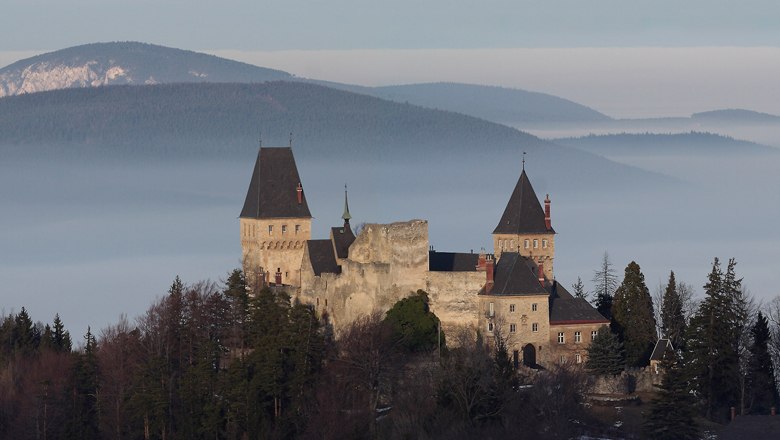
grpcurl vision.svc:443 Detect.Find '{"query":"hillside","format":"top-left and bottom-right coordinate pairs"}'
top-left (691, 108), bottom-right (780, 124)
top-left (0, 81), bottom-right (670, 191)
top-left (0, 42), bottom-right (292, 97)
top-left (552, 132), bottom-right (779, 157)
top-left (0, 42), bottom-right (612, 125)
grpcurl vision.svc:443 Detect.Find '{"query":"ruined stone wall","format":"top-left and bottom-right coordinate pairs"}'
top-left (298, 220), bottom-right (430, 333)
top-left (425, 271), bottom-right (484, 335)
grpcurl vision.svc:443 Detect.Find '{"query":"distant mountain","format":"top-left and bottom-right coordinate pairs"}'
top-left (691, 109), bottom-right (780, 124)
top-left (0, 81), bottom-right (669, 191)
top-left (0, 42), bottom-right (292, 97)
top-left (0, 42), bottom-right (611, 125)
top-left (552, 132), bottom-right (779, 157)
top-left (310, 81), bottom-right (612, 124)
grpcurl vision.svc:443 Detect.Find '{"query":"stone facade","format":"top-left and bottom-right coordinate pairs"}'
top-left (241, 217), bottom-right (311, 287)
top-left (238, 147), bottom-right (609, 368)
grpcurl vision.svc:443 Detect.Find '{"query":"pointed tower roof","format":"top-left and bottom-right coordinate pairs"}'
top-left (240, 147), bottom-right (312, 219)
top-left (493, 170), bottom-right (554, 234)
top-left (342, 184), bottom-right (352, 224)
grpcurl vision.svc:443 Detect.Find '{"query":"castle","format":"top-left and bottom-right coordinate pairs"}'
top-left (239, 147), bottom-right (608, 367)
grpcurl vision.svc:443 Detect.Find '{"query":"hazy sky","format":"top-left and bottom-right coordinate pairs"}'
top-left (2, 0), bottom-right (780, 50)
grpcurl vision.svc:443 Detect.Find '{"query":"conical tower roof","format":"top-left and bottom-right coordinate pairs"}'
top-left (240, 147), bottom-right (312, 219)
top-left (493, 170), bottom-right (553, 234)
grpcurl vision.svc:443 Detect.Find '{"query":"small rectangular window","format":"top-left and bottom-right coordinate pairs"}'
top-left (489, 302), bottom-right (494, 317)
top-left (560, 355), bottom-right (566, 364)
top-left (268, 225), bottom-right (273, 235)
top-left (532, 303), bottom-right (538, 312)
top-left (509, 304), bottom-right (515, 313)
top-left (295, 224), bottom-right (301, 234)
top-left (524, 239), bottom-right (530, 249)
top-left (532, 323), bottom-right (539, 332)
top-left (575, 331), bottom-right (582, 343)
top-left (533, 239), bottom-right (539, 249)
top-left (558, 332), bottom-right (565, 344)
top-left (575, 353), bottom-right (582, 364)
top-left (510, 324), bottom-right (517, 333)
top-left (282, 225), bottom-right (287, 234)
top-left (542, 239), bottom-right (548, 249)
top-left (591, 330), bottom-right (598, 341)
top-left (488, 322), bottom-right (494, 333)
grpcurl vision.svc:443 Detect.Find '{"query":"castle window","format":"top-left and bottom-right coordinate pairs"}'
top-left (543, 239), bottom-right (548, 248)
top-left (268, 225), bottom-right (273, 235)
top-left (510, 324), bottom-right (517, 333)
top-left (295, 224), bottom-right (301, 234)
top-left (488, 302), bottom-right (494, 317)
top-left (498, 239), bottom-right (503, 249)
top-left (532, 303), bottom-right (538, 312)
top-left (532, 323), bottom-right (539, 332)
top-left (509, 304), bottom-right (515, 312)
top-left (575, 353), bottom-right (582, 364)
top-left (510, 239), bottom-right (516, 249)
top-left (559, 355), bottom-right (566, 364)
top-left (558, 332), bottom-right (565, 344)
top-left (488, 322), bottom-right (494, 333)
top-left (316, 297), bottom-right (319, 307)
top-left (325, 299), bottom-right (328, 307)
top-left (282, 225), bottom-right (287, 235)
top-left (533, 239), bottom-right (538, 249)
top-left (591, 330), bottom-right (598, 341)
top-left (524, 239), bottom-right (529, 249)
top-left (575, 331), bottom-right (582, 343)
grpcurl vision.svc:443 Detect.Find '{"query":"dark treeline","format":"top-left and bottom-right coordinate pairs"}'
top-left (0, 274), bottom-right (596, 440)
top-left (585, 255), bottom-right (780, 439)
top-left (4, 259), bottom-right (779, 439)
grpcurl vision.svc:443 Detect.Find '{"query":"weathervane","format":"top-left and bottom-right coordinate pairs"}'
top-left (289, 132), bottom-right (293, 147)
top-left (258, 130), bottom-right (262, 148)
top-left (522, 151), bottom-right (526, 171)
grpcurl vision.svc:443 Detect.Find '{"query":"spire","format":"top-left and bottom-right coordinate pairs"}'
top-left (342, 184), bottom-right (352, 226)
top-left (240, 147), bottom-right (312, 219)
top-left (493, 169), bottom-right (554, 235)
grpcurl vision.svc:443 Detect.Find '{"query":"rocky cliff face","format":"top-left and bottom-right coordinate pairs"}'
top-left (0, 62), bottom-right (137, 97)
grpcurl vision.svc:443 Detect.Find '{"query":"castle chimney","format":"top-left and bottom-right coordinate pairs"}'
top-left (486, 255), bottom-right (495, 285)
top-left (296, 182), bottom-right (303, 205)
top-left (544, 194), bottom-right (552, 230)
top-left (538, 262), bottom-right (545, 286)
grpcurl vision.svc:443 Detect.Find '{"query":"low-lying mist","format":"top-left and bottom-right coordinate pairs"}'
top-left (2, 146), bottom-right (778, 338)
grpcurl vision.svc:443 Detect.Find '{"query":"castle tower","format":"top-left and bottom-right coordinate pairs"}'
top-left (492, 169), bottom-right (556, 279)
top-left (240, 147), bottom-right (312, 288)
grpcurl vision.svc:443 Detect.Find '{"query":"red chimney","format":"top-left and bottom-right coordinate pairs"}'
top-left (544, 194), bottom-right (552, 230)
top-left (296, 182), bottom-right (303, 205)
top-left (538, 262), bottom-right (545, 286)
top-left (486, 255), bottom-right (495, 284)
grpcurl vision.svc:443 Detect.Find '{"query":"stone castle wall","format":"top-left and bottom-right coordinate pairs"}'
top-left (493, 232), bottom-right (555, 279)
top-left (241, 217), bottom-right (311, 286)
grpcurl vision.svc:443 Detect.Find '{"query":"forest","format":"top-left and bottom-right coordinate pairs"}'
top-left (1, 257), bottom-right (779, 440)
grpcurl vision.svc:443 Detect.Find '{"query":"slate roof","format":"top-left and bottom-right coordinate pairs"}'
top-left (429, 251), bottom-right (480, 272)
top-left (548, 282), bottom-right (609, 324)
top-left (307, 240), bottom-right (341, 276)
top-left (240, 148), bottom-right (312, 219)
top-left (650, 339), bottom-right (674, 361)
top-left (493, 170), bottom-right (554, 235)
top-left (483, 252), bottom-right (548, 296)
top-left (331, 226), bottom-right (356, 260)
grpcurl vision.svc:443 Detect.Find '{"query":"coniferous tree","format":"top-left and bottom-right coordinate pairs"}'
top-left (65, 327), bottom-right (100, 440)
top-left (13, 307), bottom-right (39, 355)
top-left (612, 261), bottom-right (657, 367)
top-left (748, 312), bottom-right (777, 413)
top-left (572, 277), bottom-right (588, 300)
top-left (644, 352), bottom-right (699, 440)
top-left (684, 258), bottom-right (740, 421)
top-left (661, 271), bottom-right (686, 348)
top-left (53, 313), bottom-right (72, 352)
top-left (592, 252), bottom-right (618, 320)
top-left (585, 325), bottom-right (625, 375)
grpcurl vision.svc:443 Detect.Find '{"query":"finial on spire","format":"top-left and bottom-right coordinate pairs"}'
top-left (258, 130), bottom-right (262, 148)
top-left (522, 151), bottom-right (526, 171)
top-left (342, 183), bottom-right (352, 226)
top-left (289, 132), bottom-right (293, 147)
